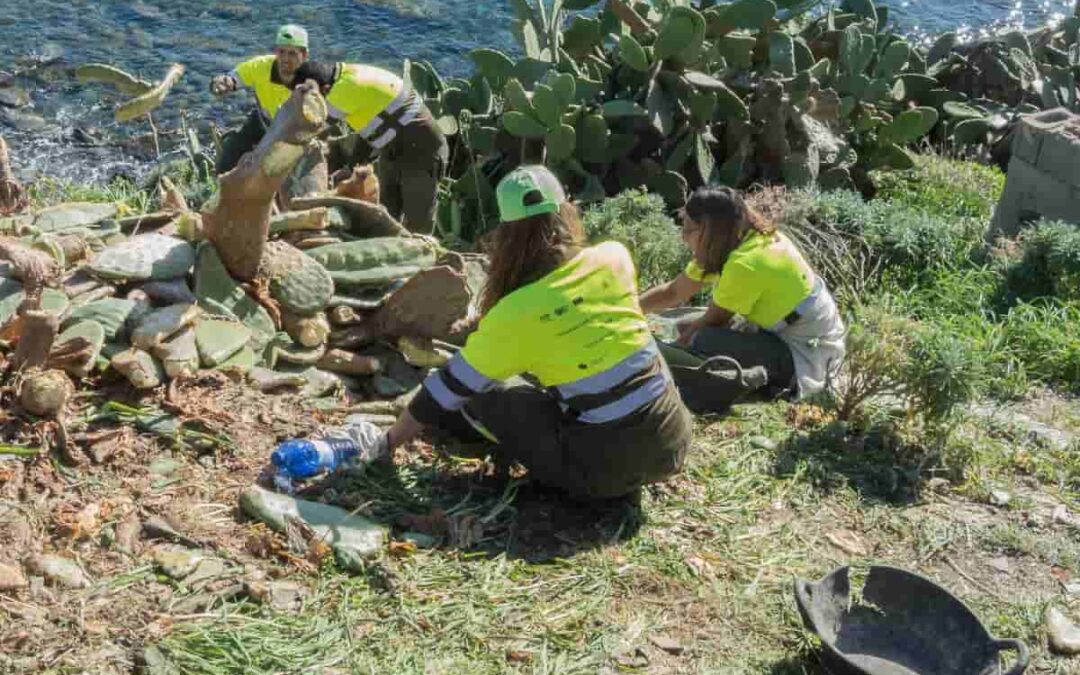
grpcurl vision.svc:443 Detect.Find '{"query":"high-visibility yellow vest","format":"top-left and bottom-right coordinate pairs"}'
top-left (325, 63), bottom-right (421, 148)
top-left (232, 55), bottom-right (292, 119)
top-left (419, 242), bottom-right (669, 425)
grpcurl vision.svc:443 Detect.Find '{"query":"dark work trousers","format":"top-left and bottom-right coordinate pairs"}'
top-left (375, 113), bottom-right (448, 235)
top-left (416, 377), bottom-right (693, 501)
top-left (326, 111), bottom-right (447, 234)
top-left (215, 109), bottom-right (267, 175)
top-left (684, 325), bottom-right (797, 404)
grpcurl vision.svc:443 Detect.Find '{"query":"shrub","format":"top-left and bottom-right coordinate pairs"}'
top-left (1002, 220), bottom-right (1080, 304)
top-left (830, 300), bottom-right (985, 426)
top-left (582, 189), bottom-right (688, 291)
top-left (786, 189), bottom-right (985, 289)
top-left (871, 154), bottom-right (1005, 222)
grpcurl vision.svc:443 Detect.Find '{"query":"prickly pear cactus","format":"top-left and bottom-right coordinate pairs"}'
top-left (194, 318), bottom-right (252, 367)
top-left (306, 238), bottom-right (439, 288)
top-left (261, 240), bottom-right (335, 316)
top-left (193, 242), bottom-right (276, 351)
top-left (89, 233), bottom-right (194, 282)
top-left (63, 298), bottom-right (137, 340)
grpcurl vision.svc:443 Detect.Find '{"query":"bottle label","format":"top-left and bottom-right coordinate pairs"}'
top-left (310, 440), bottom-right (336, 469)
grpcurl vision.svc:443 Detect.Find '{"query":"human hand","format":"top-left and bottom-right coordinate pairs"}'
top-left (675, 319), bottom-right (699, 348)
top-left (210, 75), bottom-right (236, 96)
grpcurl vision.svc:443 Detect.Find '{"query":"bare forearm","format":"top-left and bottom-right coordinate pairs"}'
top-left (640, 284), bottom-right (676, 314)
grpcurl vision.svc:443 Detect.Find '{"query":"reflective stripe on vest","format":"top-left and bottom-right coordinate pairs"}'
top-left (553, 342), bottom-right (660, 400)
top-left (552, 342), bottom-right (670, 425)
top-left (572, 371), bottom-right (669, 424)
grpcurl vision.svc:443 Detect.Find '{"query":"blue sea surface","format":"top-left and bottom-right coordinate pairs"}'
top-left (0, 0), bottom-right (1073, 182)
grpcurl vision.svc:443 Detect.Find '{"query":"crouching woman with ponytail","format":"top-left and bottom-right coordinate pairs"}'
top-left (383, 166), bottom-right (693, 501)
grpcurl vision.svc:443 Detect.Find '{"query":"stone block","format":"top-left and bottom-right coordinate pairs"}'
top-left (990, 109), bottom-right (1080, 239)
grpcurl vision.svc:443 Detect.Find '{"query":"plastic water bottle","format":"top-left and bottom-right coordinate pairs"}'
top-left (270, 416), bottom-right (386, 493)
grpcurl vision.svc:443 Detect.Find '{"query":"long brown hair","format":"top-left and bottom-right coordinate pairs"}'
top-left (686, 186), bottom-right (777, 275)
top-left (480, 202), bottom-right (586, 313)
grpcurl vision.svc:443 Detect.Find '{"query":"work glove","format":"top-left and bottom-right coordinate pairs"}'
top-left (210, 74), bottom-right (237, 96)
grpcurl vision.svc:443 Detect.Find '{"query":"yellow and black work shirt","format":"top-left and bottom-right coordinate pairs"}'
top-left (415, 242), bottom-right (670, 426)
top-left (685, 231), bottom-right (816, 330)
top-left (232, 55), bottom-right (292, 120)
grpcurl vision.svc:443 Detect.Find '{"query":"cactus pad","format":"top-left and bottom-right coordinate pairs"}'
top-left (262, 240), bottom-right (335, 316)
top-left (89, 233), bottom-right (194, 282)
top-left (306, 237), bottom-right (438, 289)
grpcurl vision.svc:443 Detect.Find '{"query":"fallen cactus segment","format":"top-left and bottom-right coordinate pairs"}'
top-left (0, 82), bottom-right (487, 429)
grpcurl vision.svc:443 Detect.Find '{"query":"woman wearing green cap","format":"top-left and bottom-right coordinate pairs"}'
top-left (210, 24), bottom-right (310, 174)
top-left (381, 165), bottom-right (693, 501)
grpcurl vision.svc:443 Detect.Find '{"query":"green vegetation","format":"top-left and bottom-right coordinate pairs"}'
top-left (15, 148), bottom-right (1080, 674)
top-left (581, 188), bottom-right (687, 290)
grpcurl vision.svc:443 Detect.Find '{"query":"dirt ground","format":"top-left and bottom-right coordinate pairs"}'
top-left (1, 374), bottom-right (1079, 674)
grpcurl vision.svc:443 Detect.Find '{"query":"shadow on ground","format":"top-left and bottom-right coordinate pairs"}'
top-left (774, 419), bottom-right (929, 506)
top-left (301, 448), bottom-right (644, 563)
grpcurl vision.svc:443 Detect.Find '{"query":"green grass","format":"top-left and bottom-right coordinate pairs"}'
top-left (871, 154), bottom-right (1005, 222)
top-left (152, 400), bottom-right (1080, 674)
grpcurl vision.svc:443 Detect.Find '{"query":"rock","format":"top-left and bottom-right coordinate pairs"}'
top-left (991, 109), bottom-right (1080, 239)
top-left (988, 556), bottom-right (1012, 573)
top-left (0, 561), bottom-right (28, 591)
top-left (0, 87), bottom-right (30, 109)
top-left (140, 279), bottom-right (197, 305)
top-left (989, 490), bottom-right (1012, 507)
top-left (130, 303), bottom-right (201, 349)
top-left (267, 580), bottom-right (308, 611)
top-left (153, 547), bottom-right (203, 580)
top-left (1046, 606), bottom-right (1080, 655)
top-left (89, 233), bottom-right (194, 282)
top-left (239, 486), bottom-right (387, 565)
top-left (24, 554), bottom-right (90, 589)
top-left (648, 634), bottom-right (684, 655)
top-left (1064, 581), bottom-right (1080, 596)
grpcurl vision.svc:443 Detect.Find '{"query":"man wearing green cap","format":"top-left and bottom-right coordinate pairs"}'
top-left (210, 24), bottom-right (310, 174)
top-left (376, 165), bottom-right (693, 502)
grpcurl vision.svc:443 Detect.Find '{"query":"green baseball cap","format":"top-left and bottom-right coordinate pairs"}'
top-left (496, 165), bottom-right (567, 223)
top-left (276, 24), bottom-right (309, 49)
